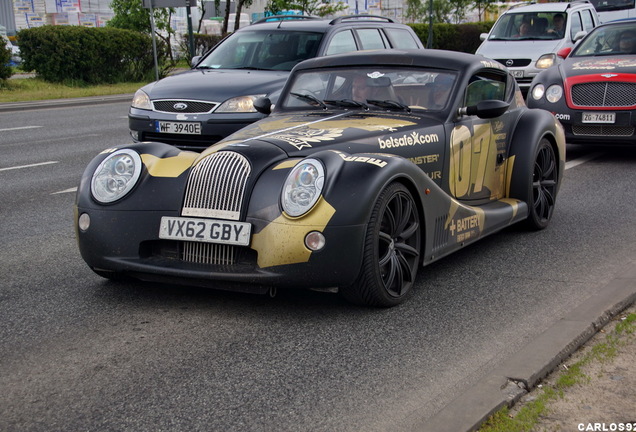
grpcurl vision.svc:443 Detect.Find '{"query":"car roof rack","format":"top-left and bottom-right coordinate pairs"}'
top-left (252, 15), bottom-right (321, 24)
top-left (329, 14), bottom-right (395, 25)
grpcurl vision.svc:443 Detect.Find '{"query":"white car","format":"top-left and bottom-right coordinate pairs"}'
top-left (476, 2), bottom-right (600, 93)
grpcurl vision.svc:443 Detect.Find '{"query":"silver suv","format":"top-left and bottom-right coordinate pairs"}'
top-left (476, 1), bottom-right (600, 93)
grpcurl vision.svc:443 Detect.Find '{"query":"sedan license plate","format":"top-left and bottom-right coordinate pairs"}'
top-left (582, 112), bottom-right (615, 124)
top-left (156, 121), bottom-right (201, 134)
top-left (159, 217), bottom-right (251, 246)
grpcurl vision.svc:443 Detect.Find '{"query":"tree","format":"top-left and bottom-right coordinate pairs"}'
top-left (472, 0), bottom-right (500, 21)
top-left (108, 0), bottom-right (177, 61)
top-left (234, 0), bottom-right (254, 31)
top-left (264, 0), bottom-right (347, 17)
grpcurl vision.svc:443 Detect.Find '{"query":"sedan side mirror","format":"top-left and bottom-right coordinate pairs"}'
top-left (190, 55), bottom-right (201, 68)
top-left (254, 97), bottom-right (272, 115)
top-left (459, 100), bottom-right (510, 119)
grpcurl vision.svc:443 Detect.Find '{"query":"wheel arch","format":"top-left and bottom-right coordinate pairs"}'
top-left (507, 109), bottom-right (565, 202)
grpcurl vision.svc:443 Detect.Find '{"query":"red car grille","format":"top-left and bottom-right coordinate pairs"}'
top-left (571, 82), bottom-right (636, 107)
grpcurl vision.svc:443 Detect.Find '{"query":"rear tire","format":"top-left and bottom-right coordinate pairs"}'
top-left (340, 182), bottom-right (421, 307)
top-left (525, 138), bottom-right (558, 230)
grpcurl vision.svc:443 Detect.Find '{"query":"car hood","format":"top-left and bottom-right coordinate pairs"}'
top-left (200, 110), bottom-right (444, 159)
top-left (141, 69), bottom-right (290, 102)
top-left (477, 39), bottom-right (566, 61)
top-left (560, 55), bottom-right (636, 77)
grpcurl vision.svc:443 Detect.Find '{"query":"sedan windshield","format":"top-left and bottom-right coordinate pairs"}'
top-left (280, 67), bottom-right (458, 112)
top-left (488, 12), bottom-right (567, 40)
top-left (196, 30), bottom-right (323, 71)
top-left (572, 22), bottom-right (636, 56)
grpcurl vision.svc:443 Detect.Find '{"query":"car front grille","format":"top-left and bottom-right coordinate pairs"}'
top-left (572, 124), bottom-right (634, 137)
top-left (570, 82), bottom-right (636, 107)
top-left (153, 99), bottom-right (218, 113)
top-left (182, 242), bottom-right (238, 265)
top-left (494, 59), bottom-right (532, 67)
top-left (182, 151), bottom-right (251, 220)
top-left (177, 151), bottom-right (252, 265)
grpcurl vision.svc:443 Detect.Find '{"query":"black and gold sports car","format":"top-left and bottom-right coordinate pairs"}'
top-left (76, 49), bottom-right (566, 307)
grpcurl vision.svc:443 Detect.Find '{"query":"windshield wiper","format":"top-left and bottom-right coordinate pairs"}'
top-left (366, 99), bottom-right (411, 112)
top-left (290, 92), bottom-right (327, 109)
top-left (234, 66), bottom-right (270, 71)
top-left (323, 99), bottom-right (368, 109)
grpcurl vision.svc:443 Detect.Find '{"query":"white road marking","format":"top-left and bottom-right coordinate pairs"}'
top-left (0, 161), bottom-right (59, 172)
top-left (565, 152), bottom-right (603, 170)
top-left (52, 187), bottom-right (78, 195)
top-left (0, 125), bottom-right (43, 132)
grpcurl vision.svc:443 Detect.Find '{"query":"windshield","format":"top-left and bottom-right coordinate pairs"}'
top-left (197, 30), bottom-right (323, 71)
top-left (280, 67), bottom-right (458, 112)
top-left (572, 22), bottom-right (636, 56)
top-left (489, 12), bottom-right (567, 40)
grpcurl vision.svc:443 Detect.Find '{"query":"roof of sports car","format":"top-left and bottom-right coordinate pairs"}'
top-left (292, 48), bottom-right (506, 75)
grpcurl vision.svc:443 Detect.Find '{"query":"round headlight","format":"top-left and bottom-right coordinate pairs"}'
top-left (531, 84), bottom-right (545, 101)
top-left (281, 159), bottom-right (325, 217)
top-left (545, 85), bottom-right (563, 103)
top-left (131, 89), bottom-right (152, 110)
top-left (91, 149), bottom-right (143, 203)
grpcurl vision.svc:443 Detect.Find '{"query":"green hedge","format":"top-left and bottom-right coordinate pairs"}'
top-left (408, 22), bottom-right (495, 53)
top-left (0, 43), bottom-right (12, 81)
top-left (17, 25), bottom-right (167, 84)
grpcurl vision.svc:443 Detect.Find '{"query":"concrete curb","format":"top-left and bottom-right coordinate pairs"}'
top-left (0, 94), bottom-right (133, 112)
top-left (419, 262), bottom-right (636, 432)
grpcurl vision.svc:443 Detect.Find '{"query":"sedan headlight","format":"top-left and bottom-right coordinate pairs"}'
top-left (536, 54), bottom-right (556, 69)
top-left (216, 95), bottom-right (266, 113)
top-left (281, 159), bottom-right (325, 217)
top-left (91, 149), bottom-right (143, 203)
top-left (131, 89), bottom-right (152, 110)
top-left (545, 85), bottom-right (563, 103)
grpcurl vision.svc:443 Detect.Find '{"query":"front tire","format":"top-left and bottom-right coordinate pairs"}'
top-left (341, 182), bottom-right (422, 307)
top-left (524, 138), bottom-right (558, 230)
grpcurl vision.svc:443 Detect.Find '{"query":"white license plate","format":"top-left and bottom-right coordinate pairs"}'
top-left (159, 217), bottom-right (251, 246)
top-left (582, 112), bottom-right (615, 124)
top-left (511, 70), bottom-right (524, 78)
top-left (156, 121), bottom-right (201, 134)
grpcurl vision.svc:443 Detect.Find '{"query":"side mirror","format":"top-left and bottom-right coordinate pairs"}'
top-left (253, 97), bottom-right (272, 115)
top-left (459, 100), bottom-right (510, 119)
top-left (557, 47), bottom-right (572, 59)
top-left (573, 31), bottom-right (587, 42)
top-left (479, 33), bottom-right (488, 41)
top-left (190, 55), bottom-right (201, 68)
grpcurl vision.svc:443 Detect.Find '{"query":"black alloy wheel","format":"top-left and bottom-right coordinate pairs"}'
top-left (341, 182), bottom-right (422, 307)
top-left (526, 138), bottom-right (558, 230)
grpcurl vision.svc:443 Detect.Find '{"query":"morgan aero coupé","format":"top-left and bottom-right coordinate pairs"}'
top-left (76, 49), bottom-right (566, 307)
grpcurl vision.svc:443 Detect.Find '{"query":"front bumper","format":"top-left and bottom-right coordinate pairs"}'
top-left (528, 100), bottom-right (635, 145)
top-left (75, 206), bottom-right (366, 291)
top-left (129, 108), bottom-right (267, 151)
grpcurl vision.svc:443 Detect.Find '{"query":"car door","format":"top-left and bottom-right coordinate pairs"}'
top-left (449, 71), bottom-right (511, 203)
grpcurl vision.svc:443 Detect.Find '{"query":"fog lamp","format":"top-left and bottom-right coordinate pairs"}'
top-left (305, 231), bottom-right (326, 251)
top-left (78, 213), bottom-right (91, 232)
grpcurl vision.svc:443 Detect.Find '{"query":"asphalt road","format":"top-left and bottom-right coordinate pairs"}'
top-left (1, 102), bottom-right (635, 432)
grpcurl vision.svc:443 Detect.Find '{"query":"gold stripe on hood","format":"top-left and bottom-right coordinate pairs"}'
top-left (141, 153), bottom-right (198, 177)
